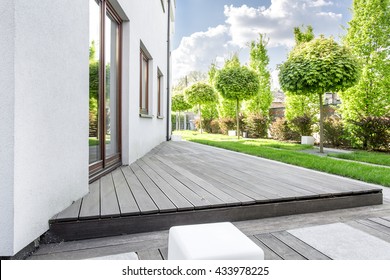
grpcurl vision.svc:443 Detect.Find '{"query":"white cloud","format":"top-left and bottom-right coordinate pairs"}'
top-left (172, 25), bottom-right (238, 83)
top-left (309, 0), bottom-right (334, 7)
top-left (172, 0), bottom-right (347, 85)
top-left (316, 12), bottom-right (342, 19)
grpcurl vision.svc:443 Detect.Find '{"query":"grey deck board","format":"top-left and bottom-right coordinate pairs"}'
top-left (186, 153), bottom-right (316, 198)
top-left (174, 155), bottom-right (274, 201)
top-left (138, 159), bottom-right (194, 211)
top-left (121, 166), bottom-right (159, 214)
top-left (112, 169), bottom-right (140, 216)
top-left (159, 247), bottom-right (168, 260)
top-left (346, 221), bottom-right (390, 243)
top-left (272, 231), bottom-right (331, 260)
top-left (178, 157), bottom-right (270, 201)
top-left (248, 236), bottom-right (283, 260)
top-left (79, 180), bottom-right (100, 219)
top-left (369, 217), bottom-right (390, 228)
top-left (254, 233), bottom-right (306, 260)
top-left (354, 219), bottom-right (390, 236)
top-left (149, 156), bottom-right (225, 207)
top-left (381, 216), bottom-right (390, 222)
top-left (56, 199), bottom-right (82, 221)
top-left (180, 163), bottom-right (254, 205)
top-left (142, 157), bottom-right (210, 209)
top-left (100, 174), bottom-right (121, 218)
top-left (154, 155), bottom-right (240, 206)
top-left (131, 163), bottom-right (177, 212)
top-left (137, 249), bottom-right (163, 260)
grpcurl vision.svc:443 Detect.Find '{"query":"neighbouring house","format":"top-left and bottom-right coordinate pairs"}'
top-left (269, 91), bottom-right (341, 120)
top-left (0, 0), bottom-right (175, 258)
top-left (269, 90), bottom-right (286, 120)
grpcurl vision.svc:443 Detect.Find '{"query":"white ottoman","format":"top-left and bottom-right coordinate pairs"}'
top-left (168, 222), bottom-right (264, 260)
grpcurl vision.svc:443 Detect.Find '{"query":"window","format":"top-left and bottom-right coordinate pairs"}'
top-left (140, 49), bottom-right (150, 115)
top-left (157, 70), bottom-right (164, 118)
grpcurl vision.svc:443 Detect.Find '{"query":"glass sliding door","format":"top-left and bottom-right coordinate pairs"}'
top-left (89, 0), bottom-right (122, 179)
top-left (105, 12), bottom-right (120, 160)
top-left (89, 0), bottom-right (101, 164)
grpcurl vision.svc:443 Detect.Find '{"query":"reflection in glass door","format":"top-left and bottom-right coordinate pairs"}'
top-left (89, 0), bottom-right (122, 179)
top-left (89, 0), bottom-right (101, 164)
top-left (105, 12), bottom-right (119, 159)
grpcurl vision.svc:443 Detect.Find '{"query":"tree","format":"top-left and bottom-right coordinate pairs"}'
top-left (208, 59), bottom-right (236, 119)
top-left (294, 25), bottom-right (314, 44)
top-left (171, 94), bottom-right (191, 131)
top-left (340, 0), bottom-right (390, 147)
top-left (215, 64), bottom-right (260, 139)
top-left (173, 71), bottom-right (208, 94)
top-left (279, 36), bottom-right (360, 152)
top-left (284, 25), bottom-right (318, 135)
top-left (185, 83), bottom-right (217, 133)
top-left (247, 34), bottom-right (273, 118)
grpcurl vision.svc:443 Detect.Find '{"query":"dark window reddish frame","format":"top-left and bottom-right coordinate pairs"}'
top-left (89, 0), bottom-right (123, 182)
top-left (157, 71), bottom-right (163, 117)
top-left (139, 50), bottom-right (149, 115)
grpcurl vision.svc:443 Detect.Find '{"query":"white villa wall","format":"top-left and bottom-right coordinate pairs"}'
top-left (118, 0), bottom-right (174, 164)
top-left (0, 0), bottom-right (16, 257)
top-left (1, 0), bottom-right (174, 256)
top-left (0, 0), bottom-right (90, 256)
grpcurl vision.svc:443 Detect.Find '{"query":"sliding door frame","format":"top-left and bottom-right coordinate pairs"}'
top-left (89, 0), bottom-right (123, 182)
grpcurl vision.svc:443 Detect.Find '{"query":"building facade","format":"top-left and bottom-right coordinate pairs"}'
top-left (0, 0), bottom-right (175, 257)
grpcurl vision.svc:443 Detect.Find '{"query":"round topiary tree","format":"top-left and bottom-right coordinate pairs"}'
top-left (215, 65), bottom-right (260, 139)
top-left (171, 94), bottom-right (192, 131)
top-left (185, 82), bottom-right (217, 133)
top-left (279, 36), bottom-right (360, 152)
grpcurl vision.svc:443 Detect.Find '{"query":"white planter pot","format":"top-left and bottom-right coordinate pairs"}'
top-left (301, 136), bottom-right (315, 145)
top-left (171, 135), bottom-right (182, 142)
top-left (228, 130), bottom-right (236, 137)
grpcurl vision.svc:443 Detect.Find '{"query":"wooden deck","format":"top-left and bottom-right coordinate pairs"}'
top-left (47, 141), bottom-right (383, 242)
top-left (31, 214), bottom-right (390, 259)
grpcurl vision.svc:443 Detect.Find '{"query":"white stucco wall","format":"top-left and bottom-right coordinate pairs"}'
top-left (0, 0), bottom-right (90, 255)
top-left (1, 0), bottom-right (173, 256)
top-left (0, 0), bottom-right (16, 257)
top-left (118, 0), bottom-right (174, 164)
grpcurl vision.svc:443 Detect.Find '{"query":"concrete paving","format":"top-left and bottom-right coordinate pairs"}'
top-left (288, 223), bottom-right (390, 260)
top-left (86, 252), bottom-right (138, 260)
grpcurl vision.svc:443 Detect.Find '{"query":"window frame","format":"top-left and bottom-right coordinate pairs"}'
top-left (139, 49), bottom-right (150, 115)
top-left (157, 70), bottom-right (164, 118)
top-left (89, 0), bottom-right (123, 181)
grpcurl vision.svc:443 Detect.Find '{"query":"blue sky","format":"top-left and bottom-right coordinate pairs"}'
top-left (172, 0), bottom-right (353, 88)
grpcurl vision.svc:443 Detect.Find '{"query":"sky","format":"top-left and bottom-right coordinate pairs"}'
top-left (172, 0), bottom-right (353, 89)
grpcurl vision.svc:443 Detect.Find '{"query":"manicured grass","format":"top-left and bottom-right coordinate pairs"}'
top-left (175, 131), bottom-right (390, 187)
top-left (328, 151), bottom-right (390, 167)
top-left (89, 137), bottom-right (110, 146)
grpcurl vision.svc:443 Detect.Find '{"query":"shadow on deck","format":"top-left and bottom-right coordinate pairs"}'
top-left (46, 141), bottom-right (383, 242)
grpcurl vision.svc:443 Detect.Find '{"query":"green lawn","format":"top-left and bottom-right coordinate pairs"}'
top-left (89, 137), bottom-right (110, 146)
top-left (174, 131), bottom-right (390, 187)
top-left (328, 151), bottom-right (390, 167)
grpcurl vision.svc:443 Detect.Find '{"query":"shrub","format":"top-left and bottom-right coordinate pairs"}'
top-left (89, 98), bottom-right (98, 137)
top-left (323, 116), bottom-right (350, 147)
top-left (270, 118), bottom-right (300, 141)
top-left (195, 119), bottom-right (213, 133)
top-left (348, 116), bottom-right (390, 151)
top-left (289, 114), bottom-right (313, 136)
top-left (243, 113), bottom-right (269, 138)
top-left (210, 119), bottom-right (221, 134)
top-left (219, 117), bottom-right (236, 135)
